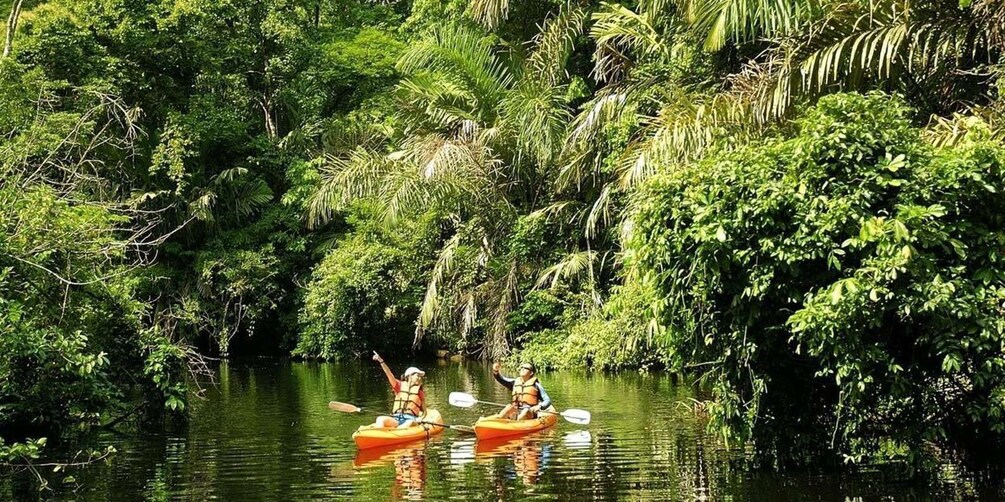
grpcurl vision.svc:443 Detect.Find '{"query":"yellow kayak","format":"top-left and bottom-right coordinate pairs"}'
top-left (473, 406), bottom-right (558, 440)
top-left (352, 410), bottom-right (444, 449)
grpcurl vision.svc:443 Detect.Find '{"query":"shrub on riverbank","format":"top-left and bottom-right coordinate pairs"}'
top-left (511, 283), bottom-right (669, 370)
top-left (296, 208), bottom-right (439, 358)
top-left (627, 92), bottom-right (1005, 466)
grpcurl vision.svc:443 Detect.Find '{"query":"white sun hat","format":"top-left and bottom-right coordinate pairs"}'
top-left (403, 367), bottom-right (426, 377)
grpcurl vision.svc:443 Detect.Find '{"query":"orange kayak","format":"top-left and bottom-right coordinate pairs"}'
top-left (352, 409), bottom-right (444, 449)
top-left (473, 406), bottom-right (558, 440)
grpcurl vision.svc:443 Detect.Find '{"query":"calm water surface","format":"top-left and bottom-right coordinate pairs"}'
top-left (8, 360), bottom-right (1004, 500)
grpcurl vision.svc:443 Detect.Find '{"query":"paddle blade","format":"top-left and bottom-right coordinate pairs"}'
top-left (451, 425), bottom-right (476, 434)
top-left (560, 409), bottom-right (591, 425)
top-left (329, 401), bottom-right (362, 413)
top-left (448, 392), bottom-right (477, 408)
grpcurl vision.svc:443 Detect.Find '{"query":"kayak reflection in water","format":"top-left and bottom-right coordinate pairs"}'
top-left (371, 352), bottom-right (425, 429)
top-left (352, 442), bottom-right (427, 500)
top-left (392, 449), bottom-right (426, 500)
top-left (476, 436), bottom-right (552, 486)
top-left (491, 361), bottom-right (552, 420)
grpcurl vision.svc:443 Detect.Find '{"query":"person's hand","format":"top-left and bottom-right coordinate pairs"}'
top-left (530, 405), bottom-right (541, 413)
top-left (372, 352), bottom-right (383, 363)
top-left (492, 362), bottom-right (501, 373)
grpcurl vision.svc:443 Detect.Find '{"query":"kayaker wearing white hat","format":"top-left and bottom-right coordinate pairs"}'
top-left (372, 352), bottom-right (426, 429)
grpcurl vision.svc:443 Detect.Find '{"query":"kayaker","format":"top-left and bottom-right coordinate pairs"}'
top-left (491, 361), bottom-right (552, 420)
top-left (372, 352), bottom-right (425, 429)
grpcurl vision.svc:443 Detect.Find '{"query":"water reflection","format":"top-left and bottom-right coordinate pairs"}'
top-left (9, 359), bottom-right (1005, 501)
top-left (562, 430), bottom-right (592, 449)
top-left (474, 435), bottom-right (552, 486)
top-left (352, 441), bottom-right (428, 500)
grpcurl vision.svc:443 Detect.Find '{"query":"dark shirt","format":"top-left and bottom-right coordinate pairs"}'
top-left (493, 372), bottom-right (552, 409)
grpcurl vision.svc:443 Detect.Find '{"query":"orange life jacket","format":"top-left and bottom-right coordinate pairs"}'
top-left (392, 380), bottom-right (423, 416)
top-left (511, 376), bottom-right (540, 407)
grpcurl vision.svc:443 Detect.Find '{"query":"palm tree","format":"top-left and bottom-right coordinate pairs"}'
top-left (307, 9), bottom-right (588, 358)
top-left (568, 0), bottom-right (1004, 192)
top-left (542, 0), bottom-right (1001, 265)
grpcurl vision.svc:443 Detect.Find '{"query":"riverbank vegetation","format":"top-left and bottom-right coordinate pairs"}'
top-left (2, 0), bottom-right (1004, 473)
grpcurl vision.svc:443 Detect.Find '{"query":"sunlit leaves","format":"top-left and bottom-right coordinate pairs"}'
top-left (627, 93), bottom-right (1005, 464)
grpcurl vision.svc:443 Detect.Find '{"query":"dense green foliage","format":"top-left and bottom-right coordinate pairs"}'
top-left (296, 208), bottom-right (438, 358)
top-left (2, 0), bottom-right (1004, 475)
top-left (0, 0), bottom-right (412, 465)
top-left (628, 92), bottom-right (1005, 464)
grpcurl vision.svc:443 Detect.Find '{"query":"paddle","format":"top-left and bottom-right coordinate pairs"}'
top-left (329, 401), bottom-right (363, 413)
top-left (329, 401), bottom-right (474, 433)
top-left (448, 391), bottom-right (592, 425)
top-left (419, 421), bottom-right (475, 434)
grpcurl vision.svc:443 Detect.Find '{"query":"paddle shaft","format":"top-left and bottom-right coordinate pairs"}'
top-left (449, 391), bottom-right (591, 424)
top-left (463, 397), bottom-right (565, 417)
top-left (418, 421), bottom-right (475, 433)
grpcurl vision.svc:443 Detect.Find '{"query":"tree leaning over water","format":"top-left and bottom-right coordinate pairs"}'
top-left (0, 63), bottom-right (192, 460)
top-left (627, 92), bottom-right (1005, 466)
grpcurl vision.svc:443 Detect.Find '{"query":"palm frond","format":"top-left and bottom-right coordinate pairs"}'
top-left (320, 117), bottom-right (392, 155)
top-left (924, 108), bottom-right (1005, 147)
top-left (397, 25), bottom-right (513, 123)
top-left (458, 291), bottom-right (478, 341)
top-left (233, 178), bottom-right (273, 217)
top-left (397, 72), bottom-right (482, 132)
top-left (470, 0), bottom-right (510, 30)
top-left (535, 250), bottom-right (600, 289)
top-left (746, 0), bottom-right (990, 123)
top-left (585, 185), bottom-right (614, 238)
top-left (527, 4), bottom-right (591, 86)
top-left (528, 200), bottom-right (582, 221)
top-left (559, 89), bottom-right (632, 190)
top-left (591, 3), bottom-right (671, 82)
top-left (680, 0), bottom-right (821, 51)
top-left (484, 259), bottom-right (520, 359)
top-left (306, 148), bottom-right (397, 228)
top-left (397, 133), bottom-right (510, 210)
top-left (973, 0), bottom-right (1005, 49)
top-left (615, 89), bottom-right (756, 186)
top-left (790, 3), bottom-right (975, 92)
top-left (189, 191), bottom-right (217, 222)
top-left (213, 167), bottom-right (249, 185)
top-left (566, 89), bottom-right (631, 146)
top-left (416, 233), bottom-right (462, 345)
top-left (503, 82), bottom-right (573, 171)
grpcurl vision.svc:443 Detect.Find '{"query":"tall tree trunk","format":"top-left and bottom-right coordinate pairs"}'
top-left (4, 0), bottom-right (25, 58)
top-left (259, 95), bottom-right (277, 139)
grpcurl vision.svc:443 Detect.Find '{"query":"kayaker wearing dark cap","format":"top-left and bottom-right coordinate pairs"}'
top-left (372, 352), bottom-right (426, 428)
top-left (491, 361), bottom-right (552, 420)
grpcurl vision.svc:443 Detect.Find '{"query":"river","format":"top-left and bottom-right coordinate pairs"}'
top-left (5, 359), bottom-right (1003, 500)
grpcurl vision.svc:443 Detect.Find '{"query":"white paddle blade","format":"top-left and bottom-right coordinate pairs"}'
top-left (448, 392), bottom-right (477, 408)
top-left (560, 409), bottom-right (591, 425)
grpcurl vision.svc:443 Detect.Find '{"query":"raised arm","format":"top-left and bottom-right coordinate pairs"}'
top-left (372, 352), bottom-right (397, 388)
top-left (492, 362), bottom-right (515, 389)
